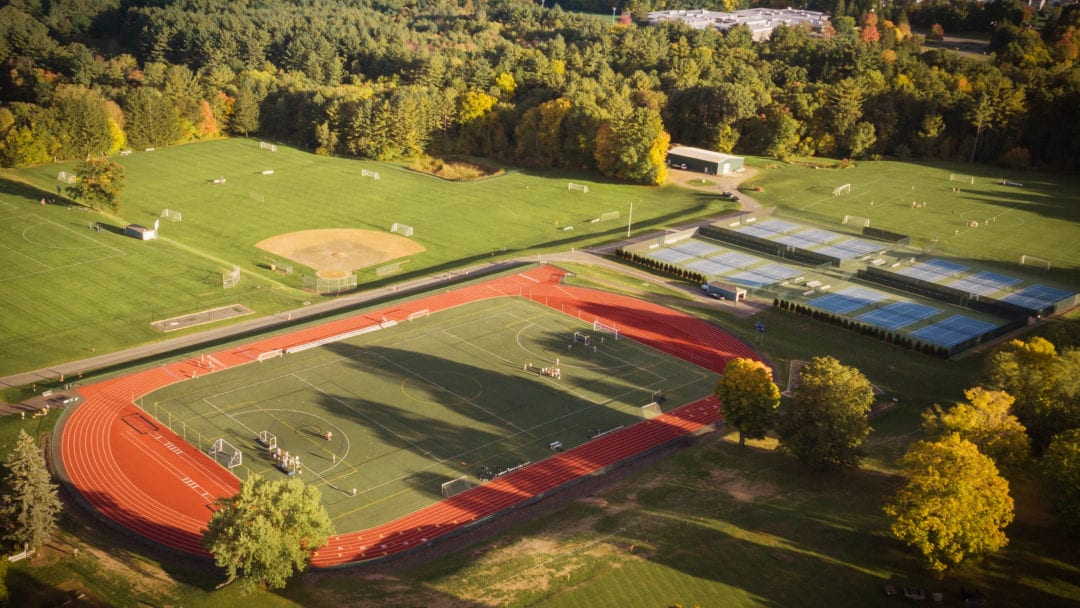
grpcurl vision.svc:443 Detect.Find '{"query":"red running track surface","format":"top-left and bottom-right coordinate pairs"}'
top-left (58, 265), bottom-right (761, 566)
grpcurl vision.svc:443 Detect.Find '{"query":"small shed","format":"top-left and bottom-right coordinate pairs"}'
top-left (125, 224), bottom-right (156, 240)
top-left (702, 281), bottom-right (746, 302)
top-left (667, 146), bottom-right (744, 175)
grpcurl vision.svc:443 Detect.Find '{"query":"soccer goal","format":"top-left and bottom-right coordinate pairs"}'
top-left (842, 214), bottom-right (871, 228)
top-left (222, 265), bottom-right (240, 289)
top-left (249, 192), bottom-right (265, 203)
top-left (390, 222), bottom-right (414, 237)
top-left (832, 183), bottom-right (851, 196)
top-left (257, 349), bottom-right (283, 362)
top-left (600, 211), bottom-right (620, 221)
top-left (593, 319), bottom-right (620, 340)
top-left (441, 476), bottom-right (473, 498)
top-left (640, 402), bottom-right (663, 419)
top-left (209, 438), bottom-right (243, 468)
top-left (1020, 255), bottom-right (1051, 271)
top-left (949, 173), bottom-right (975, 185)
top-left (361, 169), bottom-right (380, 180)
top-left (57, 171), bottom-right (76, 184)
top-left (407, 309), bottom-right (429, 321)
top-left (568, 182), bottom-right (589, 193)
top-left (573, 331), bottom-right (591, 346)
top-left (259, 141), bottom-right (277, 152)
top-left (257, 431), bottom-right (277, 450)
top-left (160, 208), bottom-right (182, 222)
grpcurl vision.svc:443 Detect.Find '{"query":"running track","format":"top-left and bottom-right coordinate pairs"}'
top-left (56, 265), bottom-right (760, 566)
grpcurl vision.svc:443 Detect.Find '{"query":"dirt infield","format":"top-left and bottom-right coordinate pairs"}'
top-left (255, 229), bottom-right (424, 276)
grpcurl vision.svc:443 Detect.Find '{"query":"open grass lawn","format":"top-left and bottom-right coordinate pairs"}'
top-left (745, 158), bottom-right (1080, 285)
top-left (0, 139), bottom-right (736, 376)
top-left (144, 297), bottom-right (716, 529)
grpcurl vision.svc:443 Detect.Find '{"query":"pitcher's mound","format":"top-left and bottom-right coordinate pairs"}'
top-left (256, 229), bottom-right (424, 275)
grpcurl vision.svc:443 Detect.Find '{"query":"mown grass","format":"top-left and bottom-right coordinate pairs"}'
top-left (744, 157), bottom-right (1080, 284)
top-left (0, 139), bottom-right (736, 376)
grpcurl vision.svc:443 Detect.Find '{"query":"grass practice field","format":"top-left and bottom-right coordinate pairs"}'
top-left (0, 138), bottom-right (736, 376)
top-left (139, 297), bottom-right (716, 530)
top-left (747, 159), bottom-right (1080, 282)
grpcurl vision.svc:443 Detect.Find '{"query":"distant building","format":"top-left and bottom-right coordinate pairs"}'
top-left (666, 146), bottom-right (744, 175)
top-left (647, 8), bottom-right (830, 41)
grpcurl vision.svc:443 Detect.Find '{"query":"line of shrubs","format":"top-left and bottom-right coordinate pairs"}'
top-left (773, 298), bottom-right (952, 358)
top-left (615, 249), bottom-right (706, 285)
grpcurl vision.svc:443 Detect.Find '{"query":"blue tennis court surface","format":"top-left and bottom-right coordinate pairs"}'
top-left (775, 232), bottom-right (828, 249)
top-left (947, 271), bottom-right (1021, 296)
top-left (857, 301), bottom-right (942, 330)
top-left (686, 258), bottom-right (738, 277)
top-left (813, 238), bottom-right (885, 261)
top-left (672, 239), bottom-right (723, 258)
top-left (749, 219), bottom-right (801, 234)
top-left (650, 248), bottom-right (697, 264)
top-left (809, 286), bottom-right (890, 314)
top-left (1003, 284), bottom-right (1077, 312)
top-left (709, 251), bottom-right (759, 269)
top-left (796, 228), bottom-right (843, 245)
top-left (899, 259), bottom-right (969, 282)
top-left (911, 315), bottom-right (999, 348)
top-left (726, 262), bottom-right (803, 288)
top-left (740, 224), bottom-right (780, 239)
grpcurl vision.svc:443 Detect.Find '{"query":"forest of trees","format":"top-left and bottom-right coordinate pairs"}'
top-left (1, 0), bottom-right (1078, 183)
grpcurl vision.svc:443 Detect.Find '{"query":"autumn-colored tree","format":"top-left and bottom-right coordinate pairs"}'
top-left (714, 358), bottom-right (781, 446)
top-left (68, 157), bottom-right (126, 212)
top-left (922, 387), bottom-right (1030, 469)
top-left (885, 435), bottom-right (1014, 575)
top-left (777, 356), bottom-right (874, 470)
top-left (594, 106), bottom-right (669, 185)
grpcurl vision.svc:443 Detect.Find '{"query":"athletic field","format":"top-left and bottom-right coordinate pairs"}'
top-left (0, 139), bottom-right (736, 376)
top-left (140, 297), bottom-right (716, 530)
top-left (748, 159), bottom-right (1080, 281)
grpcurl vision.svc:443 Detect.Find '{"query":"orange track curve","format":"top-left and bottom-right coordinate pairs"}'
top-left (57, 265), bottom-right (760, 566)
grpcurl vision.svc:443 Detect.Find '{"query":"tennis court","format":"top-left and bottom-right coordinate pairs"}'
top-left (726, 262), bottom-right (803, 288)
top-left (809, 286), bottom-right (890, 314)
top-left (141, 297), bottom-right (716, 531)
top-left (1002, 284), bottom-right (1077, 312)
top-left (814, 237), bottom-right (885, 261)
top-left (947, 271), bottom-right (1022, 296)
top-left (671, 239), bottom-right (723, 258)
top-left (898, 258), bottom-right (970, 282)
top-left (651, 247), bottom-right (698, 264)
top-left (737, 218), bottom-right (801, 239)
top-left (856, 301), bottom-right (942, 330)
top-left (910, 315), bottom-right (999, 348)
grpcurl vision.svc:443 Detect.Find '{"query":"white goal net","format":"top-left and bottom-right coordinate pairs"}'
top-left (160, 208), bottom-right (182, 222)
top-left (441, 476), bottom-right (473, 497)
top-left (568, 182), bottom-right (589, 193)
top-left (259, 141), bottom-right (277, 152)
top-left (222, 265), bottom-right (240, 288)
top-left (58, 171), bottom-right (76, 184)
top-left (362, 169), bottom-right (381, 180)
top-left (391, 222), bottom-right (414, 237)
top-left (949, 174), bottom-right (974, 184)
top-left (593, 319), bottom-right (619, 340)
top-left (832, 183), bottom-right (851, 196)
top-left (640, 402), bottom-right (663, 419)
top-left (209, 438), bottom-right (243, 468)
top-left (842, 215), bottom-right (871, 228)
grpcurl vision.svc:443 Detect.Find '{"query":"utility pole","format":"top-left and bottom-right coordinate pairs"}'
top-left (612, 7), bottom-right (616, 24)
top-left (626, 201), bottom-right (633, 237)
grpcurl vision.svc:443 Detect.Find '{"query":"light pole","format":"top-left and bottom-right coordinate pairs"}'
top-left (612, 7), bottom-right (616, 24)
top-left (626, 201), bottom-right (634, 238)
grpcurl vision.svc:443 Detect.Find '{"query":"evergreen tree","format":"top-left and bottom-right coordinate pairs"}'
top-left (0, 429), bottom-right (63, 554)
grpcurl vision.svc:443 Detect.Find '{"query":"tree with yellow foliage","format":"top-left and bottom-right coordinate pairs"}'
top-left (714, 358), bottom-right (781, 446)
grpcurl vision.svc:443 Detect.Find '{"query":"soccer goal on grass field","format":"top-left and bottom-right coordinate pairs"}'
top-left (440, 476), bottom-right (473, 498)
top-left (640, 402), bottom-right (663, 419)
top-left (573, 331), bottom-right (591, 346)
top-left (832, 183), bottom-right (851, 196)
top-left (568, 182), bottom-right (589, 193)
top-left (209, 438), bottom-right (243, 468)
top-left (259, 141), bottom-right (277, 152)
top-left (949, 173), bottom-right (975, 185)
top-left (361, 169), bottom-right (380, 180)
top-left (593, 319), bottom-right (620, 340)
top-left (257, 430), bottom-right (278, 450)
top-left (58, 171), bottom-right (76, 184)
top-left (160, 208), bottom-right (182, 222)
top-left (842, 215), bottom-right (871, 228)
top-left (391, 222), bottom-right (414, 237)
top-left (1020, 255), bottom-right (1051, 271)
top-left (222, 265), bottom-right (240, 288)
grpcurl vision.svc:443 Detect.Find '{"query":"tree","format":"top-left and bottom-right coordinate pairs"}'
top-left (68, 157), bottom-right (125, 212)
top-left (922, 387), bottom-right (1030, 469)
top-left (203, 475), bottom-right (333, 593)
top-left (777, 356), bottom-right (874, 470)
top-left (885, 435), bottom-right (1014, 575)
top-left (714, 358), bottom-right (781, 446)
top-left (1042, 429), bottom-right (1080, 533)
top-left (594, 106), bottom-right (669, 185)
top-left (985, 337), bottom-right (1080, 451)
top-left (0, 429), bottom-right (63, 554)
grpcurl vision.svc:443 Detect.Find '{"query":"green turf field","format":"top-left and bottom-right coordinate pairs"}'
top-left (140, 297), bottom-right (717, 530)
top-left (746, 159), bottom-right (1080, 281)
top-left (0, 139), bottom-right (736, 376)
